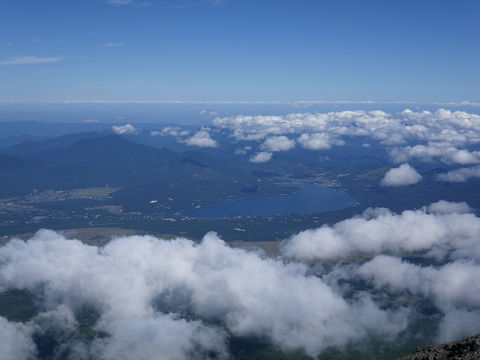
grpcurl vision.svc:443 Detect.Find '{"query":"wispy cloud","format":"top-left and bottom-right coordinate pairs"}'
top-left (107, 0), bottom-right (133, 5)
top-left (106, 0), bottom-right (150, 6)
top-left (208, 0), bottom-right (226, 5)
top-left (0, 56), bottom-right (62, 66)
top-left (174, 0), bottom-right (226, 8)
top-left (98, 42), bottom-right (125, 48)
top-left (59, 99), bottom-right (480, 107)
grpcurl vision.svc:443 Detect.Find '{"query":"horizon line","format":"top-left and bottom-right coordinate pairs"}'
top-left (0, 99), bottom-right (479, 107)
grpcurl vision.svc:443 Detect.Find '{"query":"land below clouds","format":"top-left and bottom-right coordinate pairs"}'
top-left (2, 109), bottom-right (480, 359)
top-left (2, 126), bottom-right (480, 240)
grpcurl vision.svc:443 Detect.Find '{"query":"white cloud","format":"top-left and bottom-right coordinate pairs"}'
top-left (0, 56), bottom-right (62, 66)
top-left (92, 314), bottom-right (227, 360)
top-left (0, 317), bottom-right (36, 360)
top-left (150, 126), bottom-right (190, 138)
top-left (281, 201), bottom-right (480, 262)
top-left (390, 142), bottom-right (480, 165)
top-left (0, 230), bottom-right (408, 358)
top-left (185, 129), bottom-right (218, 148)
top-left (112, 123), bottom-right (138, 135)
top-left (280, 201), bottom-right (480, 343)
top-left (249, 151), bottom-right (272, 163)
top-left (4, 200), bottom-right (480, 355)
top-left (298, 133), bottom-right (344, 150)
top-left (213, 109), bottom-right (480, 164)
top-left (234, 146), bottom-right (251, 155)
top-left (261, 136), bottom-right (295, 152)
top-left (381, 163), bottom-right (422, 187)
top-left (437, 165), bottom-right (480, 183)
top-left (356, 256), bottom-right (480, 342)
top-left (427, 200), bottom-right (472, 214)
top-left (198, 109), bottom-right (220, 116)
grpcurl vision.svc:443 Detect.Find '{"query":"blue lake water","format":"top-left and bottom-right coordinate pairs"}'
top-left (181, 183), bottom-right (354, 218)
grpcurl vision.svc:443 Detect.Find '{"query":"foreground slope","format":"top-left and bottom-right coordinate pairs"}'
top-left (398, 333), bottom-right (480, 360)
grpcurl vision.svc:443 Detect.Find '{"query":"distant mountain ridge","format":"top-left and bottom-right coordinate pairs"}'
top-left (25, 135), bottom-right (176, 169)
top-left (0, 134), bottom-right (278, 212)
top-left (3, 131), bottom-right (108, 155)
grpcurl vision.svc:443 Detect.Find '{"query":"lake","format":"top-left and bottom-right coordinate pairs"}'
top-left (180, 183), bottom-right (354, 218)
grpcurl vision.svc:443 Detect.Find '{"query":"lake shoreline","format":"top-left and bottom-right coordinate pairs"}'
top-left (180, 183), bottom-right (354, 219)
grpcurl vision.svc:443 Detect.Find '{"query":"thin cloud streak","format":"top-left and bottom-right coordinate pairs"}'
top-left (98, 42), bottom-right (125, 48)
top-left (107, 0), bottom-right (133, 5)
top-left (0, 56), bottom-right (62, 66)
top-left (57, 100), bottom-right (480, 107)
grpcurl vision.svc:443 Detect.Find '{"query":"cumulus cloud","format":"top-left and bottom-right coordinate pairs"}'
top-left (0, 230), bottom-right (410, 358)
top-left (151, 126), bottom-right (216, 148)
top-left (234, 146), bottom-right (251, 155)
top-left (0, 56), bottom-right (62, 66)
top-left (112, 123), bottom-right (138, 135)
top-left (426, 200), bottom-right (472, 214)
top-left (298, 133), bottom-right (344, 150)
top-left (150, 126), bottom-right (190, 138)
top-left (185, 129), bottom-right (218, 148)
top-left (281, 201), bottom-right (480, 262)
top-left (437, 165), bottom-right (480, 183)
top-left (213, 109), bottom-right (480, 164)
top-left (381, 164), bottom-right (422, 186)
top-left (0, 317), bottom-right (36, 360)
top-left (249, 151), bottom-right (272, 163)
top-left (261, 136), bottom-right (295, 152)
top-left (390, 142), bottom-right (480, 165)
top-left (4, 201), bottom-right (480, 357)
top-left (356, 256), bottom-right (480, 342)
top-left (280, 199), bottom-right (480, 343)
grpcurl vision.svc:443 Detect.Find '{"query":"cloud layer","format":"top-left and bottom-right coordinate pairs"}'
top-left (0, 230), bottom-right (410, 359)
top-left (282, 201), bottom-right (480, 262)
top-left (3, 198), bottom-right (480, 357)
top-left (282, 200), bottom-right (480, 343)
top-left (213, 109), bottom-right (480, 165)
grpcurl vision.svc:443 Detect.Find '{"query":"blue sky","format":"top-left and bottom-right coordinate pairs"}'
top-left (0, 0), bottom-right (479, 102)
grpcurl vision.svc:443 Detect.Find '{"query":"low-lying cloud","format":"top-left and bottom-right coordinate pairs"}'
top-left (281, 201), bottom-right (480, 262)
top-left (381, 163), bottom-right (422, 187)
top-left (0, 230), bottom-right (410, 359)
top-left (437, 165), bottom-right (480, 183)
top-left (213, 109), bottom-right (480, 165)
top-left (282, 200), bottom-right (480, 344)
top-left (112, 123), bottom-right (138, 135)
top-left (249, 151), bottom-right (272, 163)
top-left (356, 256), bottom-right (480, 342)
top-left (3, 199), bottom-right (480, 358)
top-left (185, 129), bottom-right (218, 148)
top-left (261, 136), bottom-right (295, 152)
